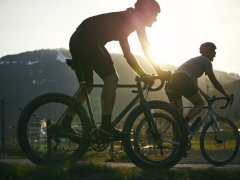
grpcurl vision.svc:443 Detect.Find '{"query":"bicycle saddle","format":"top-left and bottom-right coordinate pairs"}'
top-left (66, 59), bottom-right (75, 69)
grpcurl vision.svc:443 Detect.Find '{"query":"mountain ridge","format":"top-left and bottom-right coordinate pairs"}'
top-left (0, 48), bottom-right (239, 128)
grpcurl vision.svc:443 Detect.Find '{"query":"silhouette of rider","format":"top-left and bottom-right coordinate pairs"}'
top-left (63, 0), bottom-right (169, 139)
top-left (165, 42), bottom-right (231, 126)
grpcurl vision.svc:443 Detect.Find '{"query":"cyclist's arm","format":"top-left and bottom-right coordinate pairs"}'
top-left (119, 38), bottom-right (147, 76)
top-left (136, 28), bottom-right (171, 79)
top-left (206, 69), bottom-right (228, 96)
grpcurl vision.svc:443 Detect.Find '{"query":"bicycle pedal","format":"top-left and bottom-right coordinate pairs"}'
top-left (52, 126), bottom-right (82, 143)
top-left (100, 128), bottom-right (128, 140)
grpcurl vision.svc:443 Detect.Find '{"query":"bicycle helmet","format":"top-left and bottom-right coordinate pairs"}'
top-left (134, 0), bottom-right (161, 15)
top-left (200, 42), bottom-right (216, 54)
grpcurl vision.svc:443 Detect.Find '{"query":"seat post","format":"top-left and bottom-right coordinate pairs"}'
top-left (83, 84), bottom-right (95, 127)
top-left (66, 58), bottom-right (95, 126)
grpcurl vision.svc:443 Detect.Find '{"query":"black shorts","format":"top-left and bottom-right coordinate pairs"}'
top-left (165, 73), bottom-right (198, 101)
top-left (69, 31), bottom-right (116, 83)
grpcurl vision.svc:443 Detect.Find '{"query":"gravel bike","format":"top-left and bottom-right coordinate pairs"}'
top-left (186, 95), bottom-right (239, 166)
top-left (17, 59), bottom-right (188, 170)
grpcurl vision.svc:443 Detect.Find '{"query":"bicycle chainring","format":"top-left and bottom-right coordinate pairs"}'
top-left (90, 131), bottom-right (109, 152)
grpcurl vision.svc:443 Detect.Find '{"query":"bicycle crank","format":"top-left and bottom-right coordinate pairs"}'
top-left (90, 131), bottom-right (109, 152)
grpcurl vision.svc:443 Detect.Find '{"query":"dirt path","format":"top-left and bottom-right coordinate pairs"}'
top-left (0, 156), bottom-right (239, 170)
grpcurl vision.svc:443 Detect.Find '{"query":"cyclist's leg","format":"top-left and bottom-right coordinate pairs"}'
top-left (74, 68), bottom-right (93, 104)
top-left (170, 73), bottom-right (204, 122)
top-left (61, 34), bottom-right (94, 128)
top-left (185, 92), bottom-right (204, 121)
top-left (171, 98), bottom-right (183, 115)
top-left (165, 81), bottom-right (183, 115)
top-left (89, 46), bottom-right (118, 126)
top-left (101, 73), bottom-right (118, 116)
top-left (69, 31), bottom-right (95, 103)
top-left (91, 46), bottom-right (126, 138)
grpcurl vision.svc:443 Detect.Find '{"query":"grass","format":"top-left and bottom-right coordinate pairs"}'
top-left (81, 149), bottom-right (130, 163)
top-left (1, 128), bottom-right (239, 179)
top-left (0, 147), bottom-right (24, 157)
top-left (1, 161), bottom-right (240, 180)
top-left (1, 146), bottom-right (240, 179)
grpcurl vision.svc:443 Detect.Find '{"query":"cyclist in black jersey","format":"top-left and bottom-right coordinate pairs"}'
top-left (165, 42), bottom-right (231, 125)
top-left (63, 0), bottom-right (170, 138)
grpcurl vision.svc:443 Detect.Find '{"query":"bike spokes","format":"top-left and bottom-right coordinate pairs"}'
top-left (134, 112), bottom-right (181, 161)
top-left (17, 93), bottom-right (91, 166)
top-left (200, 117), bottom-right (239, 166)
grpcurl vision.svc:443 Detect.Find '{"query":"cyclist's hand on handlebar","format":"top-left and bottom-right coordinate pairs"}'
top-left (157, 70), bottom-right (172, 81)
top-left (140, 73), bottom-right (155, 85)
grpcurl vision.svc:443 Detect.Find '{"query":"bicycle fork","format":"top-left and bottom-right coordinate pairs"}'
top-left (137, 85), bottom-right (161, 144)
top-left (210, 114), bottom-right (223, 143)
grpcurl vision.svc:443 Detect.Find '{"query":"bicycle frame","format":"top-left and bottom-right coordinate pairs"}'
top-left (184, 105), bottom-right (210, 124)
top-left (184, 100), bottom-right (223, 139)
top-left (71, 79), bottom-right (157, 132)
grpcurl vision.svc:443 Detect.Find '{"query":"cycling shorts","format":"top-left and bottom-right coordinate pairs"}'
top-left (69, 31), bottom-right (116, 83)
top-left (165, 73), bottom-right (198, 101)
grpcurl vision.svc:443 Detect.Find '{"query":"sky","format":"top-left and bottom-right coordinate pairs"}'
top-left (1, 0), bottom-right (240, 74)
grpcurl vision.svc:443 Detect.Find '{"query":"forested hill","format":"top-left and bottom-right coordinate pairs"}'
top-left (0, 49), bottom-right (239, 127)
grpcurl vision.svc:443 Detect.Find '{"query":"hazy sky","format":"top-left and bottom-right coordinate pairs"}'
top-left (1, 0), bottom-right (240, 74)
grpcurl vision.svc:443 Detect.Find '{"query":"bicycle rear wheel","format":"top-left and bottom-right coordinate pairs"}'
top-left (200, 116), bottom-right (239, 166)
top-left (17, 93), bottom-right (91, 166)
top-left (123, 101), bottom-right (188, 170)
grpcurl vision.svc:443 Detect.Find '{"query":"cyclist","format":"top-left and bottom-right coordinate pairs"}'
top-left (165, 42), bottom-right (231, 127)
top-left (63, 0), bottom-right (170, 139)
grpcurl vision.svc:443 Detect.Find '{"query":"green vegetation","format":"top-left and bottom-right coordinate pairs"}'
top-left (1, 161), bottom-right (240, 180)
top-left (1, 147), bottom-right (24, 157)
top-left (1, 144), bottom-right (240, 179)
top-left (81, 149), bottom-right (130, 163)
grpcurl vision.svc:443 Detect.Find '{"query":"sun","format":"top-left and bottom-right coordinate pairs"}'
top-left (147, 36), bottom-right (181, 66)
top-left (107, 16), bottom-right (199, 68)
top-left (147, 26), bottom-right (199, 68)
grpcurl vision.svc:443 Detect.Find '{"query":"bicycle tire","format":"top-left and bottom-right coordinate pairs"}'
top-left (200, 116), bottom-right (239, 166)
top-left (17, 93), bottom-right (91, 166)
top-left (123, 100), bottom-right (188, 170)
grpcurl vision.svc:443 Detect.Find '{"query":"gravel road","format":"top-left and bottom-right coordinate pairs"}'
top-left (1, 150), bottom-right (240, 170)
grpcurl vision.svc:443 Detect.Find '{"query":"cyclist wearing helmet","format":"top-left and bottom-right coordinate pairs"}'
top-left (165, 42), bottom-right (231, 125)
top-left (64, 0), bottom-right (169, 139)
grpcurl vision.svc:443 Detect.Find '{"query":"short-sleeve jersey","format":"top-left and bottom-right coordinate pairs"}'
top-left (75, 8), bottom-right (144, 46)
top-left (174, 55), bottom-right (213, 80)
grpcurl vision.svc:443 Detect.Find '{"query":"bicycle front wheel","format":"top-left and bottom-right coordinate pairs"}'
top-left (123, 101), bottom-right (188, 170)
top-left (200, 116), bottom-right (239, 166)
top-left (17, 93), bottom-right (91, 166)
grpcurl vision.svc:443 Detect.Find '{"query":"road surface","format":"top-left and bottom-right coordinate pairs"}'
top-left (0, 156), bottom-right (239, 170)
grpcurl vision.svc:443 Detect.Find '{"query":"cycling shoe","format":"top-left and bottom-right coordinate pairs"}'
top-left (101, 127), bottom-right (128, 141)
top-left (57, 126), bottom-right (82, 143)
